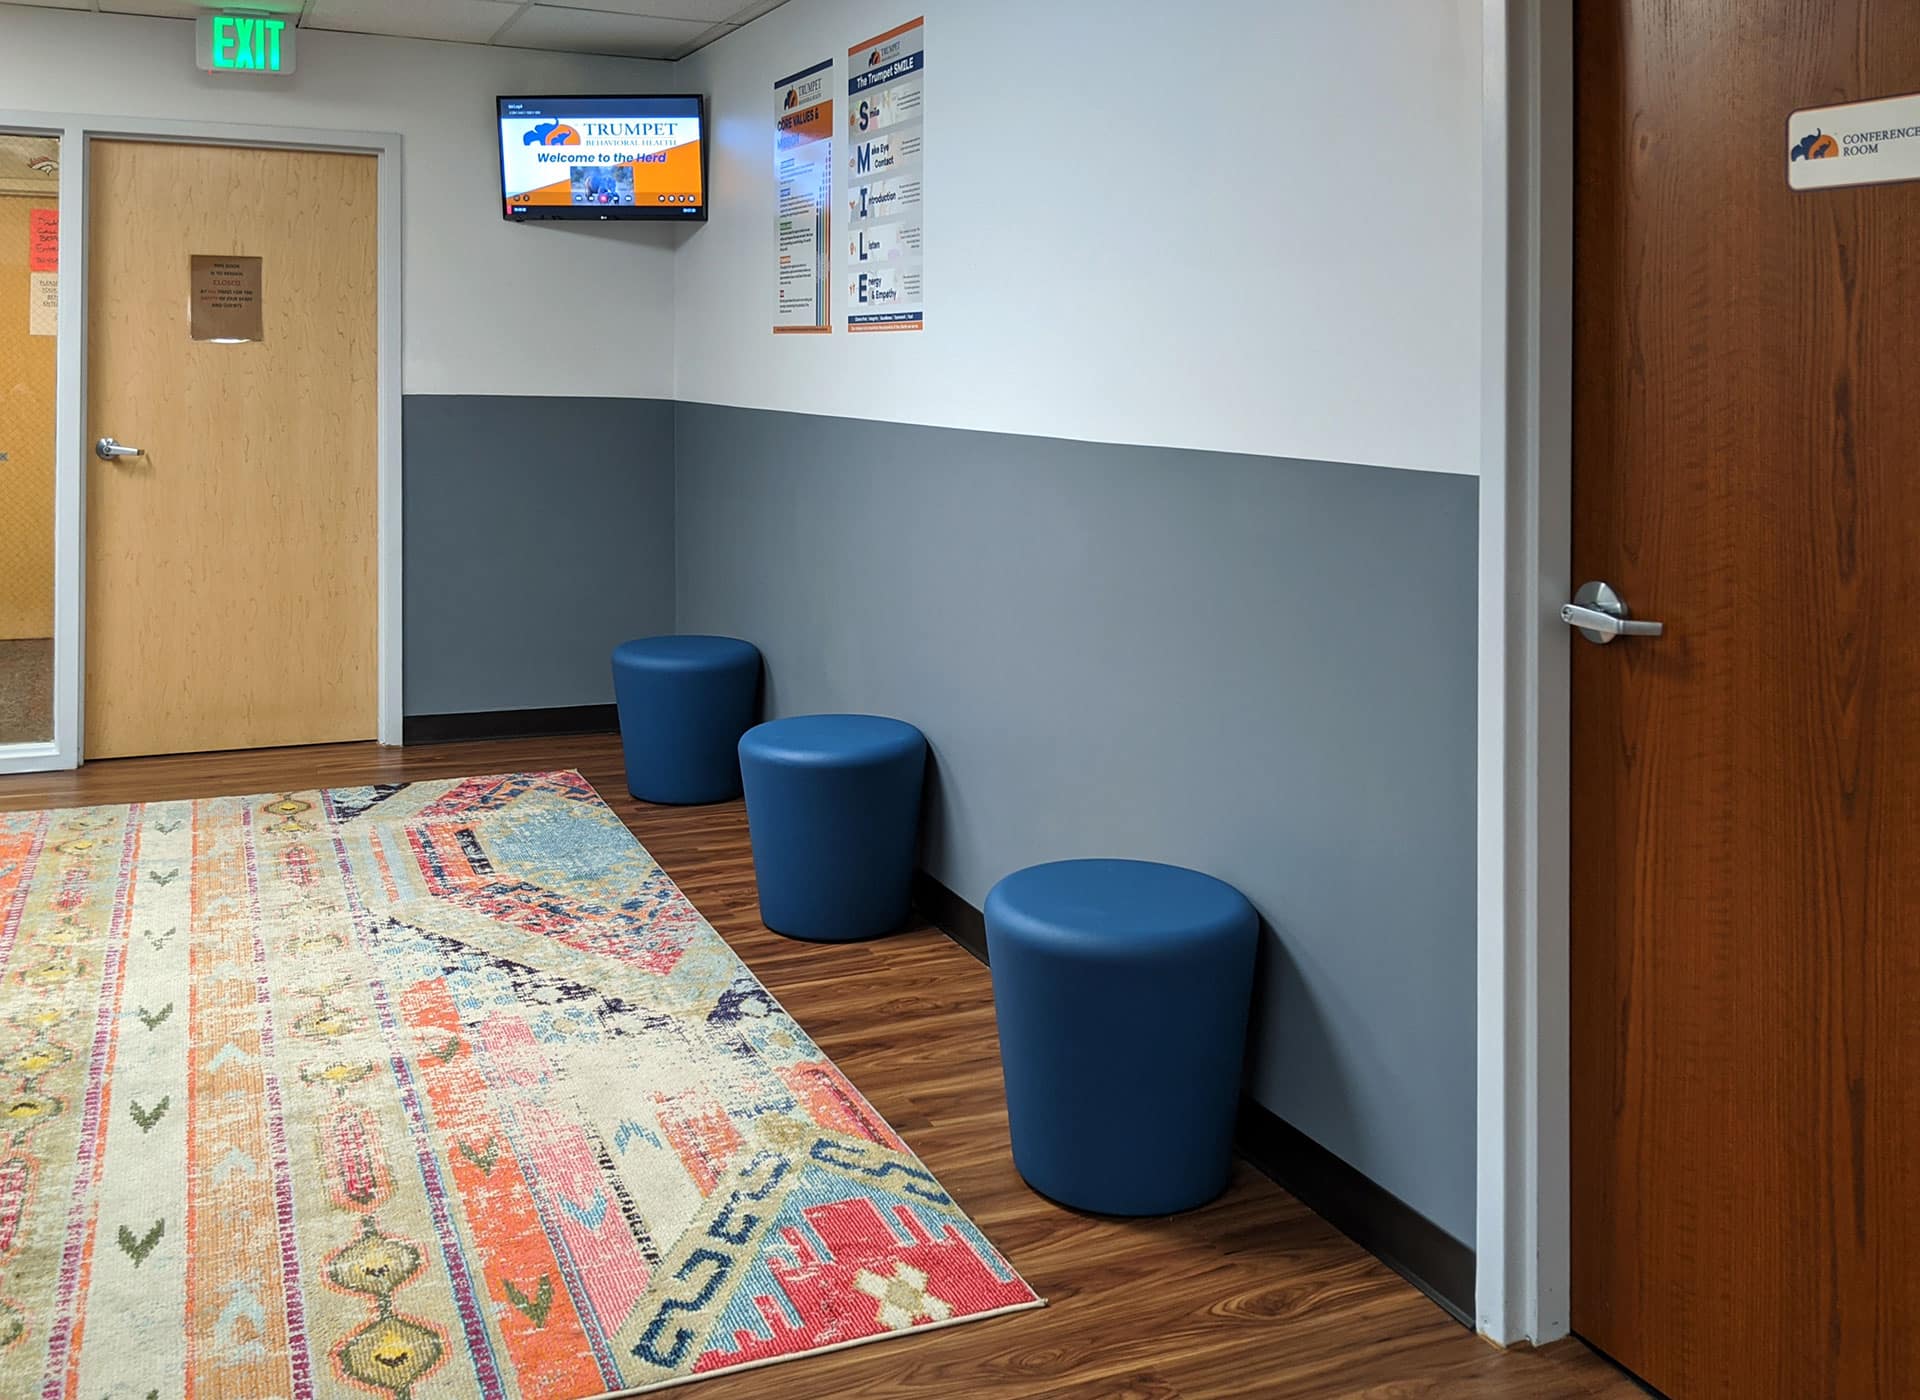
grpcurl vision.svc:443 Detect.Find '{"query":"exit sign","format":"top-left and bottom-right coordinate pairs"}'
top-left (196, 13), bottom-right (297, 74)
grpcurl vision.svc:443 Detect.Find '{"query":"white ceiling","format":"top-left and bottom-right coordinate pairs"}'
top-left (0, 0), bottom-right (794, 61)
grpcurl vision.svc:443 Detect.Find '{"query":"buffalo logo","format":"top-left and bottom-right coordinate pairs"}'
top-left (524, 121), bottom-right (581, 147)
top-left (784, 88), bottom-right (799, 109)
top-left (1790, 129), bottom-right (1838, 161)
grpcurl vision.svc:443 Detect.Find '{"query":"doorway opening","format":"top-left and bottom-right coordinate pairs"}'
top-left (0, 113), bottom-right (404, 776)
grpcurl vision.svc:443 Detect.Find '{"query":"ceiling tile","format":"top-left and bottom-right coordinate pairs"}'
top-left (672, 19), bottom-right (735, 59)
top-left (494, 5), bottom-right (710, 59)
top-left (1, 0), bottom-right (792, 58)
top-left (537, 0), bottom-right (746, 21)
top-left (302, 0), bottom-right (524, 45)
top-left (726, 0), bottom-right (789, 23)
top-left (102, 0), bottom-right (300, 16)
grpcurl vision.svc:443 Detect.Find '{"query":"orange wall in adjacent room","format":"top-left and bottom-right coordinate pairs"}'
top-left (0, 191), bottom-right (57, 640)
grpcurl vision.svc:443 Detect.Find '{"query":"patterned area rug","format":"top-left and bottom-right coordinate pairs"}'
top-left (0, 771), bottom-right (1039, 1397)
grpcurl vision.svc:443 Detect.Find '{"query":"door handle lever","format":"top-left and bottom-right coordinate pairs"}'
top-left (95, 437), bottom-right (143, 461)
top-left (1561, 581), bottom-right (1664, 645)
top-left (1560, 603), bottom-right (1663, 638)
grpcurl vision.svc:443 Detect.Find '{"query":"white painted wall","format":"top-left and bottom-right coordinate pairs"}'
top-left (0, 1), bottom-right (1485, 460)
top-left (675, 0), bottom-right (1484, 475)
top-left (0, 6), bottom-right (679, 398)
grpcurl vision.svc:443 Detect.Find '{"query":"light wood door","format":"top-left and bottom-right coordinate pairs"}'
top-left (1571, 3), bottom-right (1920, 1396)
top-left (86, 140), bottom-right (377, 759)
top-left (0, 189), bottom-right (58, 644)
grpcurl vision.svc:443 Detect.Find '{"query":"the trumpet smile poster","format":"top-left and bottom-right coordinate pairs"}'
top-left (846, 18), bottom-right (925, 331)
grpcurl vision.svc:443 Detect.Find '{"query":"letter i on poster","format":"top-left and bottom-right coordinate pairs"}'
top-left (774, 59), bottom-right (834, 333)
top-left (846, 18), bottom-right (925, 331)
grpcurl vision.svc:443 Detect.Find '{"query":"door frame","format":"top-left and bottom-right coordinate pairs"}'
top-left (0, 110), bottom-right (404, 773)
top-left (1476, 0), bottom-right (1575, 1347)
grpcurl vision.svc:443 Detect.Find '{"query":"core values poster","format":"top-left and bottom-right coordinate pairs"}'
top-left (774, 58), bottom-right (834, 333)
top-left (846, 17), bottom-right (925, 331)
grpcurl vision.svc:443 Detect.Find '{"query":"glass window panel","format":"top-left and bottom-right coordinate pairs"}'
top-left (0, 132), bottom-right (60, 745)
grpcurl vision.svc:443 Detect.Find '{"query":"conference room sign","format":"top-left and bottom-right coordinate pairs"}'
top-left (1787, 90), bottom-right (1920, 190)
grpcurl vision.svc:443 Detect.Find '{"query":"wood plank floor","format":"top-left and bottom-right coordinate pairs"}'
top-left (0, 737), bottom-right (1645, 1399)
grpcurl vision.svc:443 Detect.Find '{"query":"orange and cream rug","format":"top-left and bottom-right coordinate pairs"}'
top-left (0, 771), bottom-right (1038, 1397)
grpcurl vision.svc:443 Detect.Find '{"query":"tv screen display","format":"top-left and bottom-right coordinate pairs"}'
top-left (497, 95), bottom-right (707, 221)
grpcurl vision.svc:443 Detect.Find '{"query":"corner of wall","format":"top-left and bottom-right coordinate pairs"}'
top-left (666, 397), bottom-right (685, 635)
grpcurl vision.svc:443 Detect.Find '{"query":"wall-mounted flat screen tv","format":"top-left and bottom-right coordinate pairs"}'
top-left (497, 94), bottom-right (707, 221)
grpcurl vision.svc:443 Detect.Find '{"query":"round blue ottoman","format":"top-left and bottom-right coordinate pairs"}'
top-left (611, 636), bottom-right (761, 804)
top-left (986, 859), bottom-right (1259, 1215)
top-left (737, 714), bottom-right (926, 942)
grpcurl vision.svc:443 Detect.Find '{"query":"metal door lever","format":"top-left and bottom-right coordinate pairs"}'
top-left (95, 437), bottom-right (142, 461)
top-left (1561, 580), bottom-right (1664, 644)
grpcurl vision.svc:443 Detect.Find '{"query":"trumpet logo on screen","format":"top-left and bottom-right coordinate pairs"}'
top-left (526, 121), bottom-right (581, 147)
top-left (868, 49), bottom-right (882, 67)
top-left (784, 88), bottom-right (799, 109)
top-left (1790, 129), bottom-right (1838, 160)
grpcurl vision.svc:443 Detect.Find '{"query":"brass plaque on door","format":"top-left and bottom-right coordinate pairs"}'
top-left (189, 254), bottom-right (263, 342)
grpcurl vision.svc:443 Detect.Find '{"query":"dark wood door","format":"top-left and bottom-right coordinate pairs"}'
top-left (1571, 3), bottom-right (1920, 1397)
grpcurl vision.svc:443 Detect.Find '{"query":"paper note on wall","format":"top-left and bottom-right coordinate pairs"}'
top-left (190, 254), bottom-right (264, 342)
top-left (29, 209), bottom-right (58, 273)
top-left (28, 272), bottom-right (56, 337)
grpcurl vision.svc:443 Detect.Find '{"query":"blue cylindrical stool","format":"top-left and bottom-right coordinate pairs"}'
top-left (986, 859), bottom-right (1259, 1215)
top-left (611, 636), bottom-right (761, 804)
top-left (737, 714), bottom-right (926, 942)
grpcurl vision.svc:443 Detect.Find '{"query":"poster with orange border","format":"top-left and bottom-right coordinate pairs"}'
top-left (846, 18), bottom-right (925, 331)
top-left (774, 58), bottom-right (834, 333)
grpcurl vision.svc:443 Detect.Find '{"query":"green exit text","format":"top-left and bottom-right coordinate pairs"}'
top-left (208, 15), bottom-right (291, 73)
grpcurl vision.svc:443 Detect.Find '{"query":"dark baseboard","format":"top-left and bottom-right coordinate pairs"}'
top-left (1234, 1098), bottom-right (1475, 1326)
top-left (909, 867), bottom-right (1476, 1327)
top-left (911, 869), bottom-right (988, 962)
top-left (403, 704), bottom-right (619, 746)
